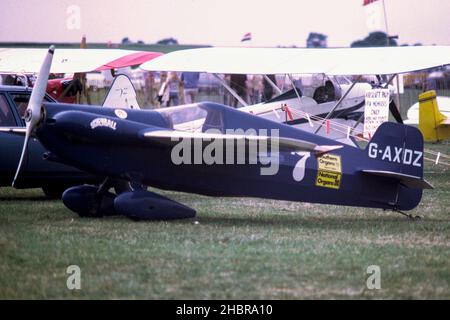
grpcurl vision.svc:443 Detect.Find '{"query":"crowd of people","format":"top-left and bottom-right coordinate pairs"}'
top-left (142, 71), bottom-right (200, 108)
top-left (141, 72), bottom-right (279, 109)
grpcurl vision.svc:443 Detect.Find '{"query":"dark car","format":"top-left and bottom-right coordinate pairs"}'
top-left (0, 85), bottom-right (98, 198)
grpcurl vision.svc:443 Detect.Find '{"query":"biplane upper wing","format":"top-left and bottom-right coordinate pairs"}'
top-left (0, 48), bottom-right (162, 74)
top-left (141, 46), bottom-right (450, 75)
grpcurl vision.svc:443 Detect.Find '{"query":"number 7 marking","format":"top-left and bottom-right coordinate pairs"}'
top-left (292, 152), bottom-right (311, 182)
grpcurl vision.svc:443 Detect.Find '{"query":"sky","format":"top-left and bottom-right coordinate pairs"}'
top-left (1, 0), bottom-right (449, 47)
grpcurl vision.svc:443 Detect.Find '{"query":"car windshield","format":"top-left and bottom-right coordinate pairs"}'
top-left (0, 94), bottom-right (16, 126)
top-left (9, 93), bottom-right (54, 121)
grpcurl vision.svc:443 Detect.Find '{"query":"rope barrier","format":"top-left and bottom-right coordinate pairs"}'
top-left (281, 105), bottom-right (450, 168)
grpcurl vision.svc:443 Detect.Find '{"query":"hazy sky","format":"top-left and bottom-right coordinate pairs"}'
top-left (1, 0), bottom-right (449, 47)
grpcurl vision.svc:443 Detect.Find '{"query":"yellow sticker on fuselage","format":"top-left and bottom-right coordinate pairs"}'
top-left (316, 154), bottom-right (342, 189)
top-left (316, 170), bottom-right (341, 189)
top-left (317, 154), bottom-right (341, 173)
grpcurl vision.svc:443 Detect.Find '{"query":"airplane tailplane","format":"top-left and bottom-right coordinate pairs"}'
top-left (418, 90), bottom-right (450, 142)
top-left (363, 122), bottom-right (429, 210)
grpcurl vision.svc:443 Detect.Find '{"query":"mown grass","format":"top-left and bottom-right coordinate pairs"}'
top-left (0, 142), bottom-right (449, 299)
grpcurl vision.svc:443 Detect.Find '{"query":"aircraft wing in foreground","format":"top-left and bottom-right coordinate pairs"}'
top-left (141, 46), bottom-right (450, 76)
top-left (0, 48), bottom-right (162, 74)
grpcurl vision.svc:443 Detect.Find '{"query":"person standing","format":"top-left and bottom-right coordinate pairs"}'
top-left (229, 73), bottom-right (248, 108)
top-left (157, 71), bottom-right (169, 108)
top-left (144, 71), bottom-right (157, 107)
top-left (167, 72), bottom-right (183, 106)
top-left (181, 72), bottom-right (200, 104)
top-left (158, 72), bottom-right (184, 107)
top-left (262, 74), bottom-right (276, 101)
top-left (248, 74), bottom-right (263, 104)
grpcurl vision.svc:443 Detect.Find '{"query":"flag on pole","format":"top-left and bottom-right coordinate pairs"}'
top-left (241, 32), bottom-right (252, 42)
top-left (363, 0), bottom-right (378, 5)
top-left (363, 0), bottom-right (385, 32)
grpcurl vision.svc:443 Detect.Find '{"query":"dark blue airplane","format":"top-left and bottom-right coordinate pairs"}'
top-left (12, 47), bottom-right (432, 220)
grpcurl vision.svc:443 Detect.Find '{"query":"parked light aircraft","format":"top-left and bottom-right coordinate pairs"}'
top-left (9, 46), bottom-right (436, 221)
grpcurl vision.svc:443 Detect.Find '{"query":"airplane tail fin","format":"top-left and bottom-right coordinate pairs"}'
top-left (363, 122), bottom-right (430, 210)
top-left (102, 74), bottom-right (141, 110)
top-left (418, 90), bottom-right (450, 142)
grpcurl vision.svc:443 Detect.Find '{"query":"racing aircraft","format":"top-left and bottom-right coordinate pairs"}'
top-left (141, 46), bottom-right (450, 144)
top-left (11, 46), bottom-right (433, 221)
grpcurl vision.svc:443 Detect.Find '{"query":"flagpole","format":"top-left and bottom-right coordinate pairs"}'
top-left (382, 0), bottom-right (389, 46)
top-left (381, 0), bottom-right (402, 114)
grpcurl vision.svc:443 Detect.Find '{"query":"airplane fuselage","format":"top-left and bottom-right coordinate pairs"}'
top-left (37, 102), bottom-right (423, 213)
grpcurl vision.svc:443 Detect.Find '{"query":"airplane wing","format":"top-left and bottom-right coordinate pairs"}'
top-left (0, 48), bottom-right (162, 74)
top-left (0, 127), bottom-right (27, 134)
top-left (142, 129), bottom-right (342, 154)
top-left (141, 46), bottom-right (450, 75)
top-left (96, 51), bottom-right (162, 71)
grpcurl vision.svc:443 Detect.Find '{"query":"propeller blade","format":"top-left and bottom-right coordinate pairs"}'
top-left (12, 46), bottom-right (55, 187)
top-left (12, 124), bottom-right (32, 187)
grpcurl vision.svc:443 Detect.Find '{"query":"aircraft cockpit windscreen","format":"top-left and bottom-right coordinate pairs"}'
top-left (155, 104), bottom-right (208, 132)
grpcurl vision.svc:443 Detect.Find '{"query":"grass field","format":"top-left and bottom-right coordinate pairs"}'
top-left (0, 141), bottom-right (449, 299)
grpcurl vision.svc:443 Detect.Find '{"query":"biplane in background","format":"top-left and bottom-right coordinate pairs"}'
top-left (8, 46), bottom-right (437, 221)
top-left (141, 46), bottom-right (450, 145)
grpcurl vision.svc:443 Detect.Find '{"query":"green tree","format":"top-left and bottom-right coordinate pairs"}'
top-left (307, 32), bottom-right (327, 48)
top-left (351, 32), bottom-right (397, 47)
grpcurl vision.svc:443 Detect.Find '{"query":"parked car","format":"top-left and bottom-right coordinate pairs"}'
top-left (0, 85), bottom-right (99, 198)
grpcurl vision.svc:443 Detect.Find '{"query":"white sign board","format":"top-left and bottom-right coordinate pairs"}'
top-left (364, 89), bottom-right (390, 139)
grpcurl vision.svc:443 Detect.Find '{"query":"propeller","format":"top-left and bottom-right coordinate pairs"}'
top-left (12, 46), bottom-right (55, 187)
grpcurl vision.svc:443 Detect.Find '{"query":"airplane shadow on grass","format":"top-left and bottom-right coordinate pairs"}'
top-left (185, 214), bottom-right (450, 232)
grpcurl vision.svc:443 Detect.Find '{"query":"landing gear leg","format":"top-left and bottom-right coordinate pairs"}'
top-left (97, 177), bottom-right (114, 195)
top-left (395, 210), bottom-right (422, 221)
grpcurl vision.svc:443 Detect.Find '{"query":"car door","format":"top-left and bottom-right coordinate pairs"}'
top-left (0, 92), bottom-right (25, 185)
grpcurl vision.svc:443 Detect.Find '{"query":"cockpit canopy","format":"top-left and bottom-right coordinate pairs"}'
top-left (155, 103), bottom-right (222, 132)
